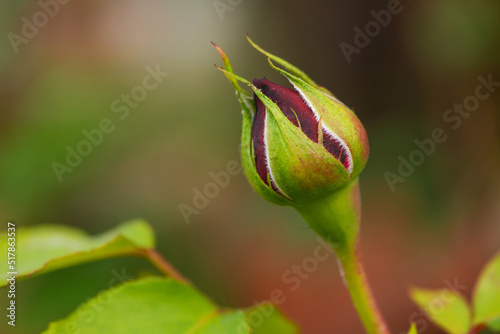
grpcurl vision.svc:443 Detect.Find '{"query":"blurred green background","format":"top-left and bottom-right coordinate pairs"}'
top-left (0, 0), bottom-right (499, 333)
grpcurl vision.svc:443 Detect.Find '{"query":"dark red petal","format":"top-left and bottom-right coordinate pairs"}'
top-left (251, 77), bottom-right (352, 182)
top-left (322, 129), bottom-right (350, 170)
top-left (253, 77), bottom-right (318, 142)
top-left (251, 94), bottom-right (269, 185)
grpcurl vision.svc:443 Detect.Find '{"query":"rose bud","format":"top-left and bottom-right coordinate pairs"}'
top-left (214, 39), bottom-right (391, 334)
top-left (213, 37), bottom-right (368, 206)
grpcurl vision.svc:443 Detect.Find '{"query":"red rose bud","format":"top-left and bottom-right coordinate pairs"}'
top-left (252, 77), bottom-right (353, 184)
top-left (213, 37), bottom-right (369, 205)
top-left (214, 40), bottom-right (391, 334)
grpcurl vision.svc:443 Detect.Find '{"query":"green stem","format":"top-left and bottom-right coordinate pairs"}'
top-left (336, 245), bottom-right (389, 334)
top-left (294, 180), bottom-right (390, 334)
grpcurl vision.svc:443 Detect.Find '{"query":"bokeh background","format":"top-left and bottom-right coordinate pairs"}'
top-left (1, 0), bottom-right (500, 333)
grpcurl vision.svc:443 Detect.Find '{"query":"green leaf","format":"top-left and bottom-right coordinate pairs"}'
top-left (407, 322), bottom-right (418, 334)
top-left (43, 278), bottom-right (299, 334)
top-left (0, 219), bottom-right (154, 286)
top-left (245, 302), bottom-right (299, 334)
top-left (410, 287), bottom-right (471, 334)
top-left (42, 277), bottom-right (261, 333)
top-left (473, 251), bottom-right (500, 330)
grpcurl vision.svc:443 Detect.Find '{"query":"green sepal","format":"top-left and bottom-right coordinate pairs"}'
top-left (267, 59), bottom-right (369, 179)
top-left (240, 73), bottom-right (350, 202)
top-left (217, 66), bottom-right (352, 203)
top-left (246, 35), bottom-right (336, 97)
top-left (246, 35), bottom-right (318, 89)
top-left (212, 42), bottom-right (250, 98)
top-left (260, 94), bottom-right (350, 202)
top-left (215, 40), bottom-right (369, 205)
top-left (215, 66), bottom-right (289, 206)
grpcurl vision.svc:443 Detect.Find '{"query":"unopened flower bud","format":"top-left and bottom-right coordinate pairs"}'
top-left (214, 37), bottom-right (368, 206)
top-left (214, 39), bottom-right (392, 334)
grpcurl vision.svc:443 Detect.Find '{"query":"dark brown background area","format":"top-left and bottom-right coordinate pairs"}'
top-left (0, 0), bottom-right (499, 333)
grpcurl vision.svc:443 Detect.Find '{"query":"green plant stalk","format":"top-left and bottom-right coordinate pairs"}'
top-left (295, 180), bottom-right (390, 334)
top-left (336, 244), bottom-right (389, 334)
